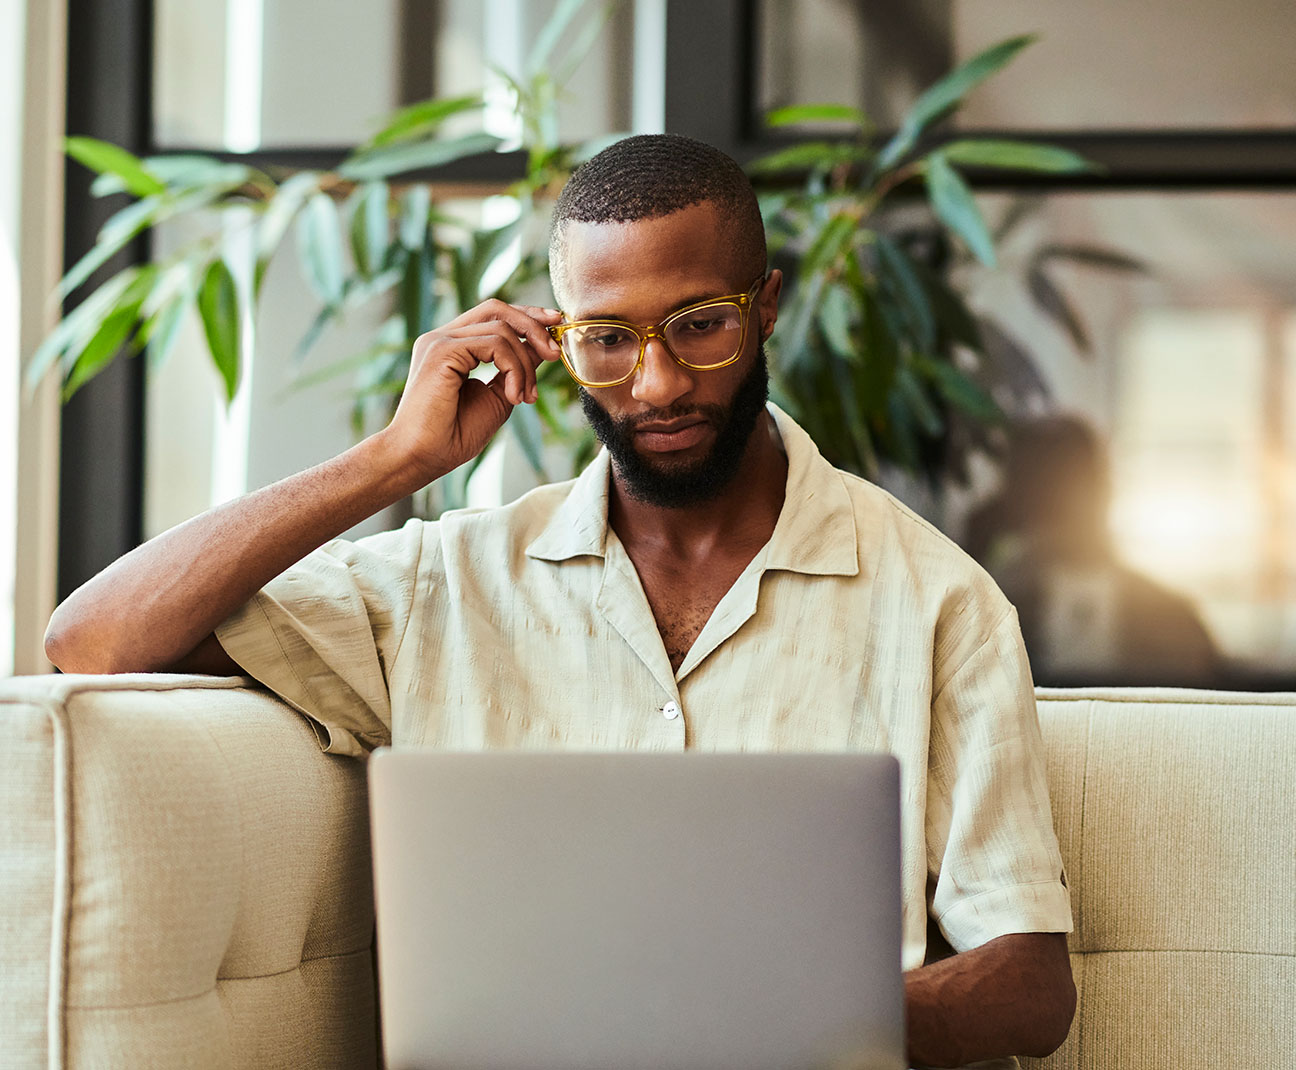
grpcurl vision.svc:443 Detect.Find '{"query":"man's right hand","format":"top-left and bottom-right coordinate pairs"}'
top-left (44, 299), bottom-right (566, 676)
top-left (381, 301), bottom-right (564, 486)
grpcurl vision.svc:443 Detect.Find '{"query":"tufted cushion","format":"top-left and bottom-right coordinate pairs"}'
top-left (1024, 688), bottom-right (1296, 1070)
top-left (0, 674), bottom-right (376, 1070)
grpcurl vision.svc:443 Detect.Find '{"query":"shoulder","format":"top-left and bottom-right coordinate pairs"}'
top-left (836, 469), bottom-right (1017, 667)
top-left (843, 470), bottom-right (1005, 601)
top-left (435, 476), bottom-right (583, 547)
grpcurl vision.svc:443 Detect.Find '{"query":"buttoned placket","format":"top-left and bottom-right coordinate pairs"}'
top-left (595, 532), bottom-right (688, 750)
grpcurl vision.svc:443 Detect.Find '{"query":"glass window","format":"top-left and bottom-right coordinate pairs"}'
top-left (153, 0), bottom-right (636, 151)
top-left (756, 0), bottom-right (1296, 132)
top-left (954, 191), bottom-right (1296, 688)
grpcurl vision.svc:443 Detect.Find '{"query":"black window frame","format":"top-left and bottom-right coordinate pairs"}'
top-left (59, 0), bottom-right (1296, 598)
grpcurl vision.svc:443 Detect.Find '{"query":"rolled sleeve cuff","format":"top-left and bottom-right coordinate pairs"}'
top-left (936, 878), bottom-right (1074, 954)
top-left (215, 596), bottom-right (382, 758)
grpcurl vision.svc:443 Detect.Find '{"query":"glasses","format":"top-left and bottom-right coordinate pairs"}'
top-left (547, 278), bottom-right (765, 388)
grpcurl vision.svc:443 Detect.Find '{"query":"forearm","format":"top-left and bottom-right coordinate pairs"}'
top-left (904, 932), bottom-right (1075, 1068)
top-left (45, 428), bottom-right (434, 674)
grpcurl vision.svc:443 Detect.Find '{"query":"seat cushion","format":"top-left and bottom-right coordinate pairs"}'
top-left (1025, 688), bottom-right (1296, 1069)
top-left (0, 673), bottom-right (376, 1070)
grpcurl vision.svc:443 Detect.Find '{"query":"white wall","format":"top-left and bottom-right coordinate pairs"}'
top-left (2, 0), bottom-right (64, 675)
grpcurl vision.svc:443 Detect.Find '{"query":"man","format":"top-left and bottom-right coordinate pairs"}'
top-left (46, 134), bottom-right (1074, 1068)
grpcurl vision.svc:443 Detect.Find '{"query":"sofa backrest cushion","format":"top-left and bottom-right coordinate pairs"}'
top-left (1025, 688), bottom-right (1296, 1069)
top-left (0, 674), bottom-right (375, 1070)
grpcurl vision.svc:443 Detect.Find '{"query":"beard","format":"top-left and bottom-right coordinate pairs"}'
top-left (579, 342), bottom-right (770, 509)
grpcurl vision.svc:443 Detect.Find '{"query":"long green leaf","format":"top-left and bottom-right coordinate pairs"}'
top-left (881, 391), bottom-right (922, 473)
top-left (875, 34), bottom-right (1036, 171)
top-left (915, 356), bottom-right (1001, 424)
top-left (746, 140), bottom-right (871, 176)
top-left (400, 243), bottom-right (435, 340)
top-left (60, 266), bottom-right (157, 398)
top-left (255, 170), bottom-right (320, 296)
top-left (398, 185), bottom-right (432, 250)
top-left (925, 152), bottom-right (996, 267)
top-left (364, 94), bottom-right (483, 149)
top-left (939, 138), bottom-right (1099, 174)
top-left (910, 257), bottom-right (983, 351)
top-left (296, 192), bottom-right (345, 304)
top-left (66, 136), bottom-right (165, 197)
top-left (141, 293), bottom-right (188, 371)
top-left (816, 283), bottom-right (857, 361)
top-left (895, 363), bottom-right (945, 437)
top-left (857, 288), bottom-right (899, 417)
top-left (338, 132), bottom-right (503, 181)
top-left (62, 307), bottom-right (140, 398)
top-left (25, 271), bottom-right (137, 389)
top-left (57, 195), bottom-right (162, 298)
top-left (197, 260), bottom-right (242, 402)
top-left (348, 181), bottom-right (390, 278)
top-left (145, 155), bottom-right (251, 189)
top-left (462, 219), bottom-right (522, 305)
top-left (802, 213), bottom-right (859, 276)
top-left (765, 103), bottom-right (872, 130)
top-left (776, 271), bottom-right (826, 370)
top-left (294, 300), bottom-right (343, 362)
top-left (874, 235), bottom-right (936, 353)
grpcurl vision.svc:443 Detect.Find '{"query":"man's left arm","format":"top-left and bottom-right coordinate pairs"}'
top-left (904, 931), bottom-right (1075, 1068)
top-left (918, 594), bottom-right (1077, 1066)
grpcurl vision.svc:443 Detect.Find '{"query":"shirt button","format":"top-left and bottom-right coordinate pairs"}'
top-left (662, 701), bottom-right (681, 720)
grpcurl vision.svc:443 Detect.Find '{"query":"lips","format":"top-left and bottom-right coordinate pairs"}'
top-left (633, 416), bottom-right (711, 453)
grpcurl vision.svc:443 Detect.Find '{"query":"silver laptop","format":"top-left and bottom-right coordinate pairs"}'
top-left (369, 751), bottom-right (904, 1070)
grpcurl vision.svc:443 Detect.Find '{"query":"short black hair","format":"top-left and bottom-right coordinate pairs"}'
top-left (549, 134), bottom-right (766, 305)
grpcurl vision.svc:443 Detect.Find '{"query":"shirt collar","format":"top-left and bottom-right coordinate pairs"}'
top-left (524, 403), bottom-right (858, 577)
top-left (524, 447), bottom-right (613, 561)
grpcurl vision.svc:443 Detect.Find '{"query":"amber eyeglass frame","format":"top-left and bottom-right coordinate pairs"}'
top-left (547, 277), bottom-right (766, 389)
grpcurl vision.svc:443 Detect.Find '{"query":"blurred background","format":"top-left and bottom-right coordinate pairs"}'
top-left (3, 0), bottom-right (1295, 689)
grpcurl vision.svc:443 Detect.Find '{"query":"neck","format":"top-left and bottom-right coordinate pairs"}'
top-left (608, 410), bottom-right (787, 559)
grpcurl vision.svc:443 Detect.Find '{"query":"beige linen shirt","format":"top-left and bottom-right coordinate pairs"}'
top-left (217, 404), bottom-right (1072, 992)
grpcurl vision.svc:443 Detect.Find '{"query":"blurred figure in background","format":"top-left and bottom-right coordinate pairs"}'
top-left (965, 416), bottom-right (1220, 688)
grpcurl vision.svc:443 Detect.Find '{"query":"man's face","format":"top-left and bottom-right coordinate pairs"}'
top-left (557, 201), bottom-right (781, 508)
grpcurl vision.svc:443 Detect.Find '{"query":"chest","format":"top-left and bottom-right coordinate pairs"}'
top-left (632, 552), bottom-right (753, 671)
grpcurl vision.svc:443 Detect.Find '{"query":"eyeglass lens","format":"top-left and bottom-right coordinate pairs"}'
top-left (561, 301), bottom-right (745, 384)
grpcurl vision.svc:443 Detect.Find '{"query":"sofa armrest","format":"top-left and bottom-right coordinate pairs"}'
top-left (0, 673), bottom-right (376, 1070)
top-left (1026, 687), bottom-right (1296, 1069)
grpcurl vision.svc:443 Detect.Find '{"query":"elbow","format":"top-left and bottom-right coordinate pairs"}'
top-left (1021, 969), bottom-right (1077, 1057)
top-left (44, 604), bottom-right (121, 675)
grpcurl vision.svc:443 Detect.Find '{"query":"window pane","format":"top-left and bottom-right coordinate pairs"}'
top-left (756, 0), bottom-right (1296, 132)
top-left (153, 0), bottom-right (635, 150)
top-left (952, 192), bottom-right (1296, 688)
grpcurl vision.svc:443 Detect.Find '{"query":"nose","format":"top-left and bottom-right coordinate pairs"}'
top-left (630, 336), bottom-right (693, 408)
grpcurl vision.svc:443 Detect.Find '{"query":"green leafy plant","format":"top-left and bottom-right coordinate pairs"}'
top-left (30, 0), bottom-right (613, 511)
top-left (752, 34), bottom-right (1140, 484)
top-left (32, 19), bottom-right (1137, 510)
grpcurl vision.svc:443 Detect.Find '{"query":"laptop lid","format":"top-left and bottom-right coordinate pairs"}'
top-left (369, 751), bottom-right (904, 1070)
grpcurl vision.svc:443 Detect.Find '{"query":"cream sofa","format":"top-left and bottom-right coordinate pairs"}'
top-left (2, 673), bottom-right (1293, 1069)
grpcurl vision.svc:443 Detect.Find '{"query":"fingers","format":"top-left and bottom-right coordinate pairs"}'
top-left (443, 300), bottom-right (563, 374)
top-left (436, 321), bottom-right (541, 405)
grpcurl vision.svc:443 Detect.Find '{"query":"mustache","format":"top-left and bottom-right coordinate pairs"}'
top-left (614, 404), bottom-right (726, 431)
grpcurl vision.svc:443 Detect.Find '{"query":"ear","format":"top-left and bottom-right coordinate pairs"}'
top-left (757, 269), bottom-right (783, 342)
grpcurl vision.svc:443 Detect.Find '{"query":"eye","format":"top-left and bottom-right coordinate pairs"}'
top-left (585, 327), bottom-right (635, 348)
top-left (677, 313), bottom-right (724, 334)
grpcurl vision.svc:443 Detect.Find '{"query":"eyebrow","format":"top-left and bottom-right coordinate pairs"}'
top-left (575, 292), bottom-right (732, 324)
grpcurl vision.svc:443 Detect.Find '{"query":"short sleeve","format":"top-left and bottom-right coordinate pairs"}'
top-left (925, 605), bottom-right (1074, 952)
top-left (215, 517), bottom-right (428, 756)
